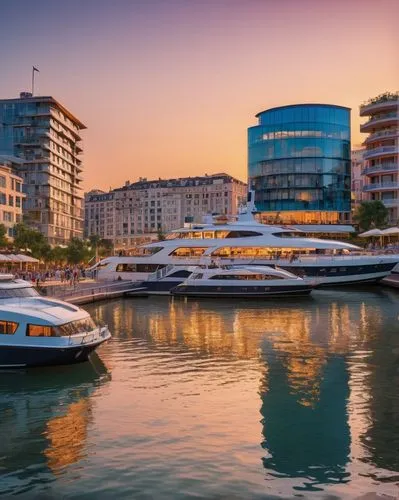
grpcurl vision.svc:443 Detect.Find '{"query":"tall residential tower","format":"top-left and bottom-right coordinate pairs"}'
top-left (0, 92), bottom-right (86, 245)
top-left (360, 92), bottom-right (399, 224)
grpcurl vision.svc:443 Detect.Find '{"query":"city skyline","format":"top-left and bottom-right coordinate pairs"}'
top-left (1, 0), bottom-right (398, 190)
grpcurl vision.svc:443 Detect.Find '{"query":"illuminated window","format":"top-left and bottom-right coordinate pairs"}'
top-left (27, 324), bottom-right (53, 337)
top-left (0, 321), bottom-right (18, 335)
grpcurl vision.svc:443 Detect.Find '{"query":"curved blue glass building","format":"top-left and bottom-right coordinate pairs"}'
top-left (248, 104), bottom-right (351, 225)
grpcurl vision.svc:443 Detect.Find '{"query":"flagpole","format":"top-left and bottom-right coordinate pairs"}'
top-left (31, 66), bottom-right (34, 96)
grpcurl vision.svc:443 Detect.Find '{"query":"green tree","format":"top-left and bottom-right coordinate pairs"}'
top-left (66, 238), bottom-right (91, 264)
top-left (0, 224), bottom-right (9, 248)
top-left (354, 201), bottom-right (389, 232)
top-left (157, 226), bottom-right (166, 241)
top-left (49, 246), bottom-right (68, 264)
top-left (98, 238), bottom-right (114, 257)
top-left (13, 223), bottom-right (51, 260)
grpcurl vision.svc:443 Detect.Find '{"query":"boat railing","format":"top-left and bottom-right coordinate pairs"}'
top-left (147, 264), bottom-right (175, 281)
top-left (50, 281), bottom-right (136, 301)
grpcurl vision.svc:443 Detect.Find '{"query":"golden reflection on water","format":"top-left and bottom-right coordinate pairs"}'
top-left (44, 397), bottom-right (92, 473)
top-left (90, 294), bottom-right (388, 409)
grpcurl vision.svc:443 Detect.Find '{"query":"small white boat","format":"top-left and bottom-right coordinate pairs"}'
top-left (170, 266), bottom-right (313, 298)
top-left (0, 274), bottom-right (111, 368)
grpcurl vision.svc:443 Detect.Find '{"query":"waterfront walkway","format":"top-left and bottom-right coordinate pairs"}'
top-left (42, 279), bottom-right (145, 305)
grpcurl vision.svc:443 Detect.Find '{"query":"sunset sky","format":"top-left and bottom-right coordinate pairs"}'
top-left (1, 0), bottom-right (398, 190)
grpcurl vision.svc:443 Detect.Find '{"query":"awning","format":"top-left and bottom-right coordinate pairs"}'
top-left (358, 229), bottom-right (384, 237)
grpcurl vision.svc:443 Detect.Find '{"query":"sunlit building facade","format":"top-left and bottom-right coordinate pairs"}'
top-left (0, 162), bottom-right (25, 240)
top-left (248, 104), bottom-right (351, 225)
top-left (351, 149), bottom-right (366, 210)
top-left (0, 92), bottom-right (85, 245)
top-left (84, 174), bottom-right (247, 252)
top-left (360, 92), bottom-right (399, 225)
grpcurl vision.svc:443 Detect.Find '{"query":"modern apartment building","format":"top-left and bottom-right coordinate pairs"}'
top-left (351, 149), bottom-right (366, 210)
top-left (360, 92), bottom-right (399, 224)
top-left (0, 92), bottom-right (86, 245)
top-left (248, 104), bottom-right (352, 225)
top-left (85, 173), bottom-right (247, 251)
top-left (0, 163), bottom-right (25, 240)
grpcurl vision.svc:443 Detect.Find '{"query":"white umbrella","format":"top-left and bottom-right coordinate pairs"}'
top-left (0, 255), bottom-right (11, 262)
top-left (358, 229), bottom-right (384, 237)
top-left (16, 254), bottom-right (39, 263)
top-left (381, 227), bottom-right (399, 235)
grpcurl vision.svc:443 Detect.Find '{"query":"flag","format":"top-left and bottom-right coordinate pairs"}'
top-left (33, 66), bottom-right (39, 72)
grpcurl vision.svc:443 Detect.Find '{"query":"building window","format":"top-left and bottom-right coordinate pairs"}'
top-left (0, 176), bottom-right (6, 188)
top-left (8, 195), bottom-right (13, 207)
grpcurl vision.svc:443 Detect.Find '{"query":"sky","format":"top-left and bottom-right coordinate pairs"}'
top-left (1, 0), bottom-right (398, 190)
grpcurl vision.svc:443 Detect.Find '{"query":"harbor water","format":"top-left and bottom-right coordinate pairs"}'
top-left (1, 289), bottom-right (399, 499)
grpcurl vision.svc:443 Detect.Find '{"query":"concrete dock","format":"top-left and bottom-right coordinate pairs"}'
top-left (42, 280), bottom-right (146, 305)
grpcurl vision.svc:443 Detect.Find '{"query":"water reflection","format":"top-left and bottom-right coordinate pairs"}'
top-left (0, 356), bottom-right (110, 496)
top-left (88, 289), bottom-right (399, 495)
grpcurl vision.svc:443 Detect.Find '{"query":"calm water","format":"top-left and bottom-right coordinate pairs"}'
top-left (1, 289), bottom-right (399, 499)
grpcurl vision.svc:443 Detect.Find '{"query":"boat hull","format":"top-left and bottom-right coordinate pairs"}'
top-left (171, 284), bottom-right (313, 298)
top-left (0, 339), bottom-right (107, 368)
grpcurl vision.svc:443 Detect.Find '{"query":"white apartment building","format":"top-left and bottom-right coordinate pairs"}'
top-left (85, 173), bottom-right (247, 251)
top-left (360, 92), bottom-right (399, 224)
top-left (0, 163), bottom-right (25, 240)
top-left (351, 149), bottom-right (365, 210)
top-left (0, 92), bottom-right (86, 245)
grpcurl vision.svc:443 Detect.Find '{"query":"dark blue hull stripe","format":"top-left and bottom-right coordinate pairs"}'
top-left (0, 343), bottom-right (104, 368)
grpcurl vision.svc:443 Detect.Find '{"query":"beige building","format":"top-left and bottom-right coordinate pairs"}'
top-left (351, 149), bottom-right (366, 210)
top-left (0, 92), bottom-right (85, 245)
top-left (0, 163), bottom-right (25, 240)
top-left (85, 173), bottom-right (247, 251)
top-left (360, 92), bottom-right (399, 224)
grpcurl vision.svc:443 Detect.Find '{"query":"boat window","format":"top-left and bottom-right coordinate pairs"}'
top-left (128, 246), bottom-right (163, 256)
top-left (272, 232), bottom-right (303, 238)
top-left (169, 247), bottom-right (207, 257)
top-left (191, 273), bottom-right (203, 279)
top-left (225, 231), bottom-right (263, 238)
top-left (0, 287), bottom-right (39, 299)
top-left (209, 274), bottom-right (284, 280)
top-left (0, 320), bottom-right (18, 335)
top-left (116, 263), bottom-right (165, 273)
top-left (116, 263), bottom-right (136, 272)
top-left (211, 247), bottom-right (316, 259)
top-left (165, 232), bottom-right (181, 240)
top-left (27, 324), bottom-right (53, 337)
top-left (169, 270), bottom-right (192, 278)
top-left (54, 317), bottom-right (97, 336)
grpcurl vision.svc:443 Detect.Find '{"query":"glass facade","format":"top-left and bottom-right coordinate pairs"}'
top-left (248, 104), bottom-right (351, 223)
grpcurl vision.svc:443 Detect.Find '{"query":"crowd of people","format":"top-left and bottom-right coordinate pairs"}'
top-left (10, 266), bottom-right (88, 288)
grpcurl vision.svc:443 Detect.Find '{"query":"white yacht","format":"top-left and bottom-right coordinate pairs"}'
top-left (0, 275), bottom-right (111, 368)
top-left (171, 266), bottom-right (313, 298)
top-left (90, 195), bottom-right (399, 287)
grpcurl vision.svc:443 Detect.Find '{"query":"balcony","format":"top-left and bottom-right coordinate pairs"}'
top-left (362, 163), bottom-right (399, 175)
top-left (363, 181), bottom-right (399, 192)
top-left (363, 128), bottom-right (399, 144)
top-left (360, 99), bottom-right (399, 117)
top-left (363, 145), bottom-right (399, 160)
top-left (360, 113), bottom-right (398, 133)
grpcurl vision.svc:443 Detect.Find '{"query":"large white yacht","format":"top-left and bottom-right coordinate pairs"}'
top-left (90, 195), bottom-right (399, 287)
top-left (0, 275), bottom-right (111, 368)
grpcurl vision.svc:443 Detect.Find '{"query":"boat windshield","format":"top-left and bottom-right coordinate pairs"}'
top-left (0, 287), bottom-right (39, 299)
top-left (27, 317), bottom-right (98, 337)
